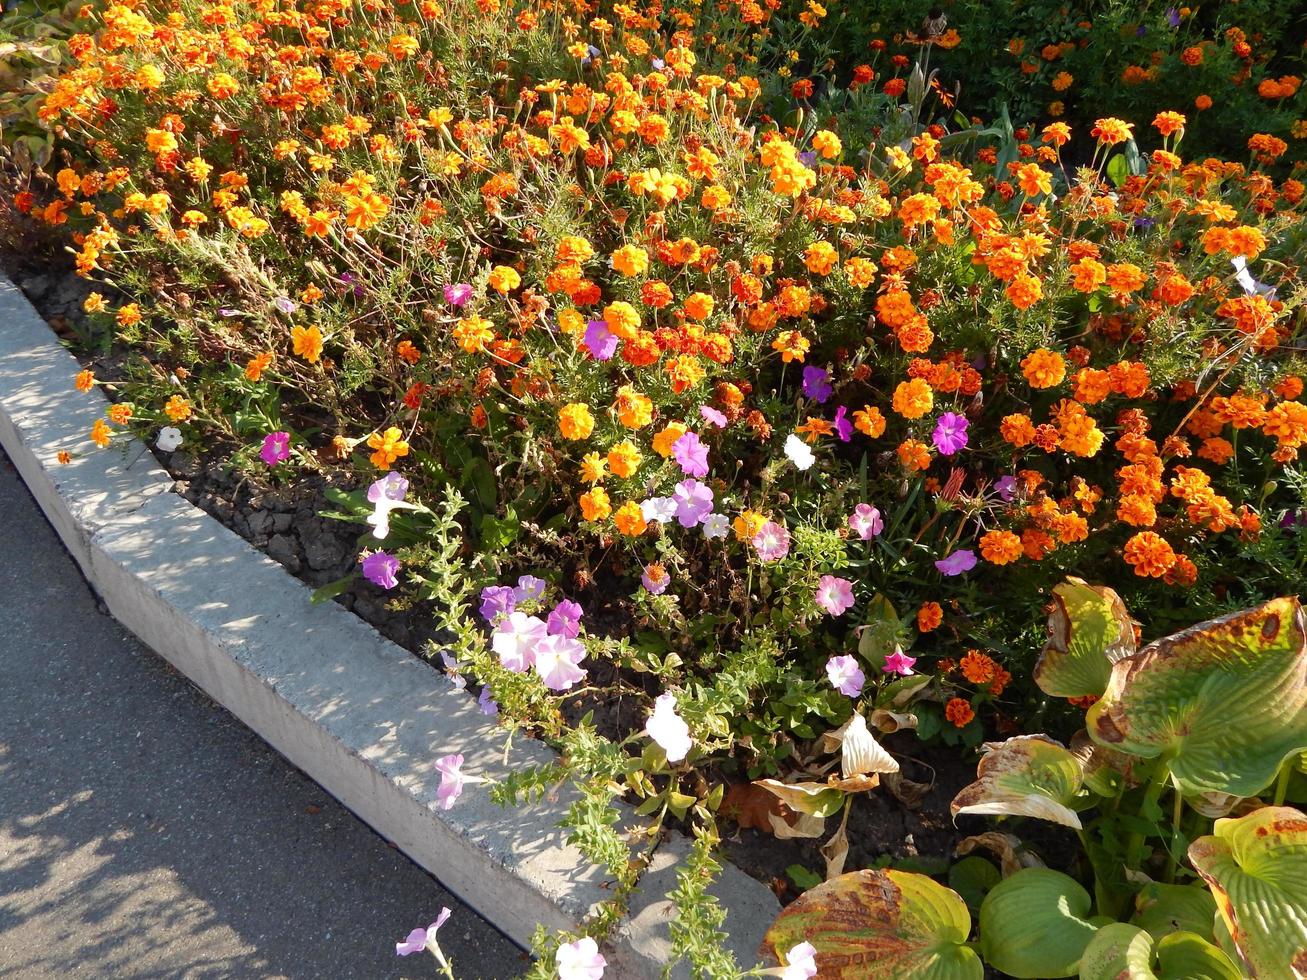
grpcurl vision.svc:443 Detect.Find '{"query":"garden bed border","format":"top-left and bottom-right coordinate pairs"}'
top-left (0, 272), bottom-right (779, 977)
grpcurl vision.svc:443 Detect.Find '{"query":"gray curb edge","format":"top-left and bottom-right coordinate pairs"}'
top-left (0, 273), bottom-right (780, 977)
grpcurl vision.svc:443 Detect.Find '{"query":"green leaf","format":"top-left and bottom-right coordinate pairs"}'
top-left (857, 594), bottom-right (902, 670)
top-left (1130, 882), bottom-right (1218, 942)
top-left (786, 863), bottom-right (823, 891)
top-left (310, 573), bottom-right (357, 605)
top-left (1034, 578), bottom-right (1135, 699)
top-left (978, 868), bottom-right (1099, 977)
top-left (1106, 152), bottom-right (1128, 187)
top-left (1188, 805), bottom-right (1307, 978)
top-left (761, 869), bottom-right (982, 979)
top-left (1087, 597), bottom-right (1307, 797)
top-left (951, 735), bottom-right (1085, 829)
top-left (1078, 923), bottom-right (1241, 980)
top-left (948, 856), bottom-right (1000, 913)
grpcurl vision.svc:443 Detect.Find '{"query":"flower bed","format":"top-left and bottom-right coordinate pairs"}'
top-left (6, 0), bottom-right (1307, 975)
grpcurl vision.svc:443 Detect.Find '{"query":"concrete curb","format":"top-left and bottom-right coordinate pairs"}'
top-left (0, 273), bottom-right (779, 975)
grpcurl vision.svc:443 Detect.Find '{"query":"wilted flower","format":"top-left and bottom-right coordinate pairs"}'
top-left (361, 551), bottom-right (400, 589)
top-left (780, 941), bottom-right (818, 980)
top-left (826, 655), bottom-right (865, 697)
top-left (646, 692), bottom-right (692, 762)
top-left (833, 405), bottom-right (852, 442)
top-left (396, 908), bottom-right (451, 957)
top-left (994, 475), bottom-right (1017, 502)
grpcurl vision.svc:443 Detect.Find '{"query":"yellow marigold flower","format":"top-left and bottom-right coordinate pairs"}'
top-left (163, 395), bottom-right (192, 422)
top-left (844, 256), bottom-right (877, 288)
top-left (116, 303), bottom-right (142, 327)
top-left (453, 316), bottom-right (495, 353)
top-left (1020, 348), bottom-right (1066, 389)
top-left (559, 403), bottom-right (595, 441)
top-left (107, 403), bottom-right (132, 425)
top-left (771, 330), bottom-right (810, 363)
top-left (207, 72), bottom-right (240, 99)
top-left (803, 241), bottom-right (838, 276)
top-left (90, 418), bottom-right (111, 448)
top-left (683, 292), bottom-right (714, 320)
top-left (891, 378), bottom-right (933, 419)
top-left (487, 265), bottom-right (521, 294)
top-left (83, 292), bottom-right (106, 314)
top-left (613, 386), bottom-right (653, 429)
top-left (292, 324), bottom-right (324, 364)
top-left (607, 440), bottom-right (641, 478)
top-left (733, 509), bottom-right (767, 542)
top-left (245, 352), bottom-right (274, 382)
top-left (812, 129), bottom-right (842, 159)
top-left (367, 427), bottom-right (410, 470)
top-left (580, 452), bottom-right (607, 483)
top-left (610, 245), bottom-right (648, 277)
top-left (613, 501), bottom-right (647, 536)
top-left (579, 487), bottom-right (611, 521)
top-left (602, 301), bottom-right (640, 341)
top-left (653, 422), bottom-right (688, 458)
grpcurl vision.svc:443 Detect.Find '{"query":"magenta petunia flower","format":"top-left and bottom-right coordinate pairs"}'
top-left (883, 647), bottom-right (917, 676)
top-left (260, 431), bottom-right (290, 465)
top-left (699, 405), bottom-right (728, 428)
top-left (752, 521), bottom-right (791, 562)
top-left (672, 479), bottom-right (714, 528)
top-left (825, 655), bottom-right (865, 697)
top-left (443, 283), bottom-right (473, 307)
top-left (849, 503), bottom-right (883, 540)
top-left (582, 319), bottom-right (618, 361)
top-left (361, 551), bottom-right (400, 589)
top-left (932, 412), bottom-right (969, 455)
top-left (547, 599), bottom-right (583, 637)
top-left (935, 549), bottom-right (977, 576)
top-left (815, 575), bottom-right (856, 615)
top-left (833, 405), bottom-right (852, 442)
top-left (672, 432), bottom-right (710, 478)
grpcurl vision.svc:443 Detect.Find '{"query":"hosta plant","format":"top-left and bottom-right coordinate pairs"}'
top-left (762, 582), bottom-right (1307, 978)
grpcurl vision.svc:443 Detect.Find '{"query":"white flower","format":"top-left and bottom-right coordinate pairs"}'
top-left (156, 426), bottom-right (183, 452)
top-left (366, 494), bottom-right (420, 540)
top-left (645, 692), bottom-right (692, 763)
top-left (1232, 256), bottom-right (1276, 298)
top-left (702, 513), bottom-right (729, 540)
top-left (640, 496), bottom-right (678, 523)
top-left (533, 634), bottom-right (587, 691)
top-left (780, 941), bottom-right (818, 980)
top-left (784, 434), bottom-right (815, 471)
top-left (491, 612), bottom-right (547, 673)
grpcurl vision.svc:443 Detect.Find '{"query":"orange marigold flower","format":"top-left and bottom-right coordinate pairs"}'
top-left (90, 418), bottom-right (111, 448)
top-left (897, 438), bottom-right (931, 471)
top-left (613, 500), bottom-right (647, 536)
top-left (917, 601), bottom-right (943, 632)
top-left (959, 651), bottom-right (998, 685)
top-left (291, 324), bottom-right (324, 364)
top-left (1090, 117), bottom-right (1133, 144)
top-left (1021, 348), bottom-right (1065, 389)
top-left (396, 340), bottom-right (421, 364)
top-left (163, 395), bottom-right (192, 422)
top-left (367, 426), bottom-right (410, 470)
top-left (979, 529), bottom-right (1023, 565)
top-left (1123, 531), bottom-right (1177, 578)
top-left (772, 330), bottom-right (810, 363)
top-left (892, 378), bottom-right (933, 418)
top-left (75, 369), bottom-right (95, 393)
top-left (579, 487), bottom-right (611, 522)
top-left (944, 697), bottom-right (975, 727)
top-left (853, 405), bottom-right (887, 438)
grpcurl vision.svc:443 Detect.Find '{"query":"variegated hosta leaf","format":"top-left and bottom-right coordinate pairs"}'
top-left (978, 868), bottom-right (1098, 978)
top-left (950, 735), bottom-right (1084, 829)
top-left (1087, 597), bottom-right (1307, 798)
top-left (1078, 923), bottom-right (1242, 980)
top-left (1069, 728), bottom-right (1137, 797)
top-left (761, 869), bottom-right (982, 979)
top-left (753, 779), bottom-right (848, 817)
top-left (1188, 805), bottom-right (1307, 979)
top-left (1034, 578), bottom-right (1135, 698)
top-left (955, 831), bottom-right (1045, 877)
top-left (1130, 882), bottom-right (1218, 942)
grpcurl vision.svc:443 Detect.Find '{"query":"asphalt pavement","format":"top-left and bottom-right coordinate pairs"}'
top-left (0, 450), bottom-right (526, 979)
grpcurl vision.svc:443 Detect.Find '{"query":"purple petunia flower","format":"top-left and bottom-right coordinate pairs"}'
top-left (273, 295), bottom-right (298, 315)
top-left (802, 365), bottom-right (832, 404)
top-left (672, 479), bottom-right (714, 528)
top-left (444, 282), bottom-right (473, 307)
top-left (547, 598), bottom-right (584, 637)
top-left (479, 585), bottom-right (516, 623)
top-left (582, 319), bottom-right (618, 361)
top-left (367, 471), bottom-right (410, 503)
top-left (260, 431), bottom-right (290, 465)
top-left (994, 475), bottom-right (1017, 502)
top-left (396, 908), bottom-right (452, 957)
top-left (513, 574), bottom-right (547, 603)
top-left (935, 549), bottom-right (977, 576)
top-left (1165, 6), bottom-right (1180, 26)
top-left (361, 551), bottom-right (400, 590)
top-left (833, 405), bottom-right (852, 442)
top-left (932, 413), bottom-right (969, 456)
top-left (477, 686), bottom-right (499, 717)
top-left (672, 432), bottom-right (710, 478)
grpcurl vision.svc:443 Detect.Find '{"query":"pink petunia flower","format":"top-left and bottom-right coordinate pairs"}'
top-left (849, 503), bottom-right (884, 540)
top-left (260, 431), bottom-right (290, 465)
top-left (491, 611), bottom-right (547, 672)
top-left (556, 937), bottom-right (607, 980)
top-left (434, 755), bottom-right (466, 810)
top-left (883, 646), bottom-right (917, 676)
top-left (672, 479), bottom-right (714, 528)
top-left (533, 634), bottom-right (588, 691)
top-left (396, 908), bottom-right (452, 956)
top-left (826, 655), bottom-right (865, 697)
top-left (641, 564), bottom-right (670, 595)
top-left (444, 283), bottom-right (473, 307)
top-left (672, 432), bottom-right (710, 478)
top-left (815, 575), bottom-right (856, 616)
top-left (935, 549), bottom-right (977, 576)
top-left (752, 521), bottom-right (791, 562)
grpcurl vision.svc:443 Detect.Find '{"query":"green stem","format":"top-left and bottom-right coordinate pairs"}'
top-left (1126, 759), bottom-right (1171, 871)
top-left (1274, 759), bottom-right (1293, 807)
top-left (1164, 786), bottom-right (1184, 884)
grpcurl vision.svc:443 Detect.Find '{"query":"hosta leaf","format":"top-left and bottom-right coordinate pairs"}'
top-left (1188, 805), bottom-right (1307, 978)
top-left (951, 735), bottom-right (1084, 829)
top-left (1078, 923), bottom-right (1241, 980)
top-left (978, 868), bottom-right (1098, 978)
top-left (1086, 597), bottom-right (1307, 797)
top-left (1034, 578), bottom-right (1135, 698)
top-left (761, 869), bottom-right (982, 979)
top-left (1130, 882), bottom-right (1218, 942)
